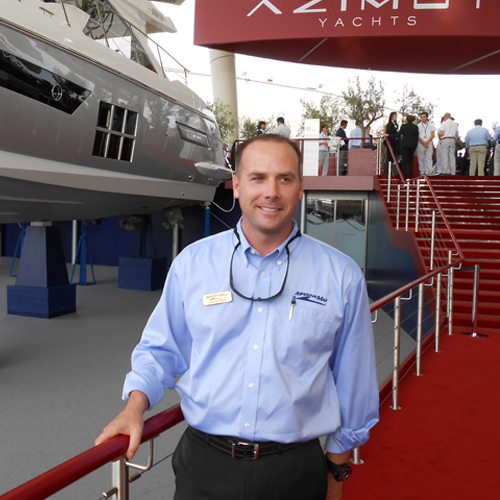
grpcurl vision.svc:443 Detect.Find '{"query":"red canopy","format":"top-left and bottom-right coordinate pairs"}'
top-left (194, 0), bottom-right (500, 74)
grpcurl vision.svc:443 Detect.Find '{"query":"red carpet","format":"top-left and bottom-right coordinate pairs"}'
top-left (345, 330), bottom-right (500, 499)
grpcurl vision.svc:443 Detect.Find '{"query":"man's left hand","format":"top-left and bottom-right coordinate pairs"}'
top-left (325, 451), bottom-right (351, 500)
top-left (326, 473), bottom-right (344, 500)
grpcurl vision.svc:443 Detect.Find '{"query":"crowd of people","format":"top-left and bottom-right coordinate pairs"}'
top-left (383, 112), bottom-right (499, 178)
top-left (246, 115), bottom-right (500, 179)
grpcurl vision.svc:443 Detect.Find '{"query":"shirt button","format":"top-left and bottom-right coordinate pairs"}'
top-left (249, 383), bottom-right (254, 389)
top-left (261, 272), bottom-right (266, 277)
top-left (251, 250), bottom-right (256, 255)
top-left (258, 307), bottom-right (263, 313)
top-left (253, 345), bottom-right (259, 350)
top-left (277, 260), bottom-right (282, 265)
top-left (245, 423), bottom-right (250, 428)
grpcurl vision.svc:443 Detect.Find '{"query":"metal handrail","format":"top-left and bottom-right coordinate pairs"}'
top-left (0, 405), bottom-right (184, 500)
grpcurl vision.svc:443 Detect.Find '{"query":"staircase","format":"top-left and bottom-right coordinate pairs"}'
top-left (427, 177), bottom-right (500, 332)
top-left (383, 176), bottom-right (500, 333)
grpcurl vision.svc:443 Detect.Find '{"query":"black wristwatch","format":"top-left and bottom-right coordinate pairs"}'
top-left (326, 458), bottom-right (352, 482)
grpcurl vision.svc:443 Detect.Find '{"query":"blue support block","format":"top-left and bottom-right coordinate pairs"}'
top-left (118, 257), bottom-right (167, 291)
top-left (7, 284), bottom-right (76, 319)
top-left (7, 225), bottom-right (77, 318)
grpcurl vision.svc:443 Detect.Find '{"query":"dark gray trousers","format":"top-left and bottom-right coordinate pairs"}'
top-left (172, 427), bottom-right (328, 500)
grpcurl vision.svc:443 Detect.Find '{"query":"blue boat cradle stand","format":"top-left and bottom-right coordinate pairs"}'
top-left (7, 224), bottom-right (76, 318)
top-left (118, 215), bottom-right (167, 291)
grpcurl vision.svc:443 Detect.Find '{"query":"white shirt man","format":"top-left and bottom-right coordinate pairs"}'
top-left (271, 117), bottom-right (291, 138)
top-left (437, 113), bottom-right (459, 175)
top-left (318, 124), bottom-right (330, 176)
top-left (417, 113), bottom-right (435, 175)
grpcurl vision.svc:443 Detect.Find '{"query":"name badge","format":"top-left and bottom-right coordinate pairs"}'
top-left (203, 291), bottom-right (233, 306)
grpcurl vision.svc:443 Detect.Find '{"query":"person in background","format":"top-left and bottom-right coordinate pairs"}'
top-left (437, 113), bottom-right (459, 175)
top-left (493, 124), bottom-right (500, 176)
top-left (349, 121), bottom-right (363, 149)
top-left (257, 121), bottom-right (266, 135)
top-left (362, 125), bottom-right (376, 150)
top-left (464, 119), bottom-right (492, 176)
top-left (319, 123), bottom-right (330, 176)
top-left (271, 117), bottom-right (291, 138)
top-left (336, 120), bottom-right (348, 175)
top-left (417, 112), bottom-right (436, 176)
top-left (399, 115), bottom-right (419, 179)
top-left (385, 112), bottom-right (401, 172)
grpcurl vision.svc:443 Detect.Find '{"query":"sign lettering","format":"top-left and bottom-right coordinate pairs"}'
top-left (294, 0), bottom-right (327, 13)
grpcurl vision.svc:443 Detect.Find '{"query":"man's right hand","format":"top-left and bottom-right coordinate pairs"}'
top-left (95, 391), bottom-right (149, 460)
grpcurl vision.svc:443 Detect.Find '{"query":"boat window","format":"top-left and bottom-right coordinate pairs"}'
top-left (93, 101), bottom-right (138, 162)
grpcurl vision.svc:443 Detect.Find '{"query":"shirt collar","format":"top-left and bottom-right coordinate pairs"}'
top-left (234, 218), bottom-right (301, 263)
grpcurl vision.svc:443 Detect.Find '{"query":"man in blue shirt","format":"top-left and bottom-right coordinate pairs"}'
top-left (349, 121), bottom-right (363, 149)
top-left (464, 119), bottom-right (492, 176)
top-left (96, 134), bottom-right (379, 500)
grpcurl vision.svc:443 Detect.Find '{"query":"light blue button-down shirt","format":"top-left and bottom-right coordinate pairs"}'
top-left (349, 126), bottom-right (363, 148)
top-left (465, 125), bottom-right (492, 147)
top-left (123, 220), bottom-right (379, 454)
top-left (493, 127), bottom-right (500, 143)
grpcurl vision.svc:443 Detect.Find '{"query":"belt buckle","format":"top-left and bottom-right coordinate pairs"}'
top-left (231, 441), bottom-right (260, 460)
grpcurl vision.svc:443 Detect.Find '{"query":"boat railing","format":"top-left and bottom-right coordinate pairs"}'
top-left (57, 0), bottom-right (189, 85)
top-left (0, 253), bottom-right (466, 500)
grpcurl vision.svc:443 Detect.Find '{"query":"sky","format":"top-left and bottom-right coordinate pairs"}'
top-left (152, 1), bottom-right (500, 138)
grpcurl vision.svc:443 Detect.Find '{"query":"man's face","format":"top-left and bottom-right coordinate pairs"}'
top-left (420, 114), bottom-right (428, 124)
top-left (322, 126), bottom-right (329, 134)
top-left (233, 141), bottom-right (303, 246)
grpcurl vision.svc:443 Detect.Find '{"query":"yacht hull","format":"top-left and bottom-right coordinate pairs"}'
top-left (0, 0), bottom-right (224, 224)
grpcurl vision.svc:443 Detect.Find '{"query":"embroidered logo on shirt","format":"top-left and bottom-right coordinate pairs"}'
top-left (294, 291), bottom-right (328, 306)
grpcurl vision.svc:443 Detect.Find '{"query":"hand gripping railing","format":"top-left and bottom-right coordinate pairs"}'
top-left (0, 405), bottom-right (184, 500)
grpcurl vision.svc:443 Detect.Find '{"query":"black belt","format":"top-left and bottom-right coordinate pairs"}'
top-left (189, 427), bottom-right (313, 460)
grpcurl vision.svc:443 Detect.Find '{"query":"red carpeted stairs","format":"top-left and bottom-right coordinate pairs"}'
top-left (426, 176), bottom-right (500, 333)
top-left (383, 176), bottom-right (500, 334)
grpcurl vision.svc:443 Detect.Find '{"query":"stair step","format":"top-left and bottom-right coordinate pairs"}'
top-left (419, 248), bottom-right (499, 261)
top-left (454, 278), bottom-right (499, 292)
top-left (453, 289), bottom-right (500, 301)
top-left (452, 312), bottom-right (499, 329)
top-left (452, 300), bottom-right (500, 316)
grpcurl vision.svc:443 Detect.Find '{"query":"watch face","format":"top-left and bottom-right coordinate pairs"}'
top-left (336, 465), bottom-right (352, 481)
top-left (327, 460), bottom-right (352, 482)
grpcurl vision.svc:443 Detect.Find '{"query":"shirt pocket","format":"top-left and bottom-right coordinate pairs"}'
top-left (271, 303), bottom-right (339, 372)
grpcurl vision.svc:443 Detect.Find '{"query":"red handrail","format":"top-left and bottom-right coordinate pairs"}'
top-left (0, 404), bottom-right (184, 500)
top-left (383, 139), bottom-right (406, 183)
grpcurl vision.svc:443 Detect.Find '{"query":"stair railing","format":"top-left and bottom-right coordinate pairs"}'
top-left (390, 176), bottom-right (464, 277)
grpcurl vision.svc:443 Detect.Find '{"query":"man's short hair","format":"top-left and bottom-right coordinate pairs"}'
top-left (234, 134), bottom-right (303, 178)
top-left (474, 119), bottom-right (483, 126)
top-left (340, 120), bottom-right (348, 127)
top-left (321, 123), bottom-right (328, 130)
top-left (407, 115), bottom-right (416, 123)
top-left (420, 112), bottom-right (428, 119)
top-left (277, 117), bottom-right (285, 124)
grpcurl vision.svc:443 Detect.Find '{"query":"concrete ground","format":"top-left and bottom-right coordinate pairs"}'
top-left (0, 257), bottom-right (185, 500)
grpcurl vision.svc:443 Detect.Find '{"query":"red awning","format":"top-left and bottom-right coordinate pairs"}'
top-left (194, 0), bottom-right (500, 75)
